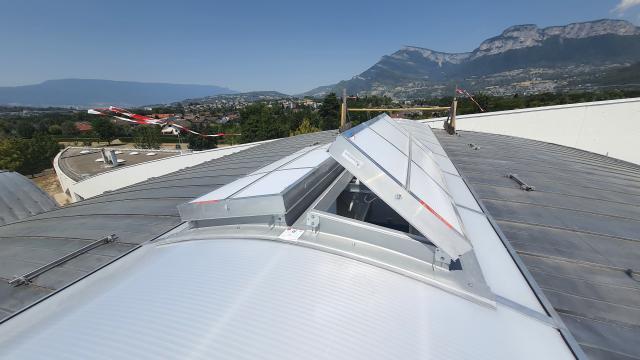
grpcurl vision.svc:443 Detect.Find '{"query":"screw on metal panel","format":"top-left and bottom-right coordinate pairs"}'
top-left (625, 269), bottom-right (639, 282)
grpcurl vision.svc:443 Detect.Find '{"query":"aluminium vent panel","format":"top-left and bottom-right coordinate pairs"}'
top-left (328, 115), bottom-right (471, 258)
top-left (178, 145), bottom-right (341, 226)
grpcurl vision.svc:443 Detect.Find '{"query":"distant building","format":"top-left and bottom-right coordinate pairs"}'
top-left (161, 126), bottom-right (179, 135)
top-left (74, 122), bottom-right (93, 133)
top-left (152, 114), bottom-right (175, 119)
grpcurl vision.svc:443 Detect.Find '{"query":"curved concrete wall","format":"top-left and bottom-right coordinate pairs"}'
top-left (60, 142), bottom-right (269, 201)
top-left (53, 148), bottom-right (77, 194)
top-left (424, 97), bottom-right (640, 165)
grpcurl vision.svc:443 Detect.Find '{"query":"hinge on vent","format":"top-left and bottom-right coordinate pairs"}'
top-left (306, 213), bottom-right (320, 233)
top-left (507, 173), bottom-right (535, 191)
top-left (433, 247), bottom-right (452, 270)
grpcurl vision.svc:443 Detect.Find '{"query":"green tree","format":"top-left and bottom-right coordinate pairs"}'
top-left (91, 118), bottom-right (117, 144)
top-left (16, 122), bottom-right (35, 138)
top-left (290, 118), bottom-right (320, 136)
top-left (0, 122), bottom-right (7, 138)
top-left (318, 93), bottom-right (340, 130)
top-left (18, 134), bottom-right (61, 176)
top-left (0, 139), bottom-right (24, 171)
top-left (187, 124), bottom-right (218, 150)
top-left (48, 124), bottom-right (62, 135)
top-left (0, 135), bottom-right (60, 175)
top-left (240, 103), bottom-right (288, 143)
top-left (133, 125), bottom-right (161, 149)
top-left (61, 121), bottom-right (79, 136)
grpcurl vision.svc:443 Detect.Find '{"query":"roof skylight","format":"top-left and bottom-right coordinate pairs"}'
top-left (178, 144), bottom-right (341, 225)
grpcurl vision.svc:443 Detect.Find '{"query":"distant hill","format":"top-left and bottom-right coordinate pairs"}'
top-left (591, 61), bottom-right (640, 87)
top-left (303, 19), bottom-right (640, 98)
top-left (183, 91), bottom-right (294, 104)
top-left (0, 79), bottom-right (235, 108)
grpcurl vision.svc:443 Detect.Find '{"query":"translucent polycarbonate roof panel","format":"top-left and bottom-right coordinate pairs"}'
top-left (186, 173), bottom-right (265, 204)
top-left (328, 114), bottom-right (472, 258)
top-left (178, 145), bottom-right (341, 225)
top-left (249, 145), bottom-right (322, 175)
top-left (233, 168), bottom-right (313, 198)
top-left (409, 162), bottom-right (463, 232)
top-left (395, 118), bottom-right (448, 156)
top-left (0, 239), bottom-right (576, 360)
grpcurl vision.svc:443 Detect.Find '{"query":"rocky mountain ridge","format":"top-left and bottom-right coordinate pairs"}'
top-left (304, 19), bottom-right (640, 98)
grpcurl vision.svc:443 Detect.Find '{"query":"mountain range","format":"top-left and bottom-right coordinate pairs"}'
top-left (303, 19), bottom-right (640, 98)
top-left (0, 79), bottom-right (235, 108)
top-left (1, 19), bottom-right (639, 106)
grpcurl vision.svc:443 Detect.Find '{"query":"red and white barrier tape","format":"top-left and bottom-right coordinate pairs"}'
top-left (88, 106), bottom-right (239, 138)
top-left (456, 88), bottom-right (486, 112)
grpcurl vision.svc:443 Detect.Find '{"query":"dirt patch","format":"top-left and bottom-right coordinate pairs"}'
top-left (31, 171), bottom-right (70, 206)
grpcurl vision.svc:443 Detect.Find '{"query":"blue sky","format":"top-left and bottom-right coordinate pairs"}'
top-left (1, 0), bottom-right (639, 94)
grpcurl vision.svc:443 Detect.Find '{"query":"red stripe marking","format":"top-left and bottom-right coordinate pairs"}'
top-left (193, 199), bottom-right (220, 205)
top-left (419, 199), bottom-right (454, 230)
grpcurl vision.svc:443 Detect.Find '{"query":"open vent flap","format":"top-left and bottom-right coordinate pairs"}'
top-left (327, 114), bottom-right (472, 259)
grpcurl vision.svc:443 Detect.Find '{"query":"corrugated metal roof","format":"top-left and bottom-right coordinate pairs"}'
top-left (436, 130), bottom-right (640, 360)
top-left (0, 171), bottom-right (57, 226)
top-left (0, 131), bottom-right (337, 323)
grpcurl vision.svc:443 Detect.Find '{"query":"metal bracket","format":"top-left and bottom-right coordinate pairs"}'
top-left (507, 173), bottom-right (535, 191)
top-left (9, 234), bottom-right (118, 287)
top-left (433, 247), bottom-right (453, 269)
top-left (306, 213), bottom-right (320, 233)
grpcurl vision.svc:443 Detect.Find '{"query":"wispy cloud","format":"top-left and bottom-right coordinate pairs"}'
top-left (612, 0), bottom-right (640, 13)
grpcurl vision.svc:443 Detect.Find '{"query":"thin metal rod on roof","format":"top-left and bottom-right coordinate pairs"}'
top-left (507, 174), bottom-right (535, 191)
top-left (348, 107), bottom-right (450, 112)
top-left (9, 234), bottom-right (118, 287)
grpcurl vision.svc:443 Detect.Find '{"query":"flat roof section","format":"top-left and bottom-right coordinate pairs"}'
top-left (57, 148), bottom-right (179, 181)
top-left (436, 130), bottom-right (640, 360)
